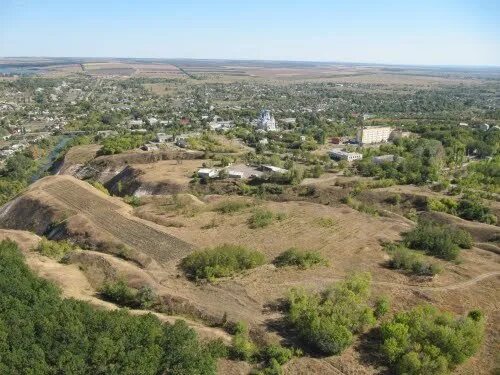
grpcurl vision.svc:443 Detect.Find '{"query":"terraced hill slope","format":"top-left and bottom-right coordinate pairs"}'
top-left (0, 175), bottom-right (194, 264)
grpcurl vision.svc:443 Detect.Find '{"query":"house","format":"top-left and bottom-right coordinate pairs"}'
top-left (141, 144), bottom-right (159, 152)
top-left (156, 133), bottom-right (171, 143)
top-left (180, 117), bottom-right (190, 126)
top-left (261, 165), bottom-right (288, 174)
top-left (356, 126), bottom-right (392, 145)
top-left (97, 130), bottom-right (118, 138)
top-left (198, 168), bottom-right (218, 179)
top-left (227, 170), bottom-right (244, 179)
top-left (148, 117), bottom-right (159, 125)
top-left (129, 119), bottom-right (143, 127)
top-left (259, 138), bottom-right (269, 145)
top-left (329, 149), bottom-right (363, 162)
top-left (373, 155), bottom-right (396, 164)
top-left (459, 122), bottom-right (469, 127)
top-left (209, 120), bottom-right (235, 131)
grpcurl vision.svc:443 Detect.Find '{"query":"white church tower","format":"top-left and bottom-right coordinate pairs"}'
top-left (257, 109), bottom-right (277, 131)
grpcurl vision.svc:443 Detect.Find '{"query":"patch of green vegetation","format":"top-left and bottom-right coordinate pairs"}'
top-left (100, 280), bottom-right (157, 309)
top-left (123, 195), bottom-right (142, 207)
top-left (314, 216), bottom-right (337, 228)
top-left (286, 272), bottom-right (377, 355)
top-left (0, 239), bottom-right (219, 374)
top-left (89, 180), bottom-right (109, 195)
top-left (342, 194), bottom-right (380, 216)
top-left (273, 248), bottom-right (327, 270)
top-left (98, 134), bottom-right (148, 155)
top-left (213, 199), bottom-right (251, 214)
top-left (385, 243), bottom-right (442, 276)
top-left (180, 244), bottom-right (266, 281)
top-left (374, 295), bottom-right (390, 319)
top-left (381, 305), bottom-right (485, 375)
top-left (427, 196), bottom-right (497, 225)
top-left (404, 220), bottom-right (472, 261)
top-left (248, 209), bottom-right (285, 228)
top-left (229, 321), bottom-right (258, 361)
top-left (187, 133), bottom-right (237, 153)
top-left (36, 238), bottom-right (78, 261)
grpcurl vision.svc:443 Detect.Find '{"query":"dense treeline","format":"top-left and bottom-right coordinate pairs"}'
top-left (0, 240), bottom-right (218, 375)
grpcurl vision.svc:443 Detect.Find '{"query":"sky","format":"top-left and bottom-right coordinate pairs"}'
top-left (1, 0), bottom-right (499, 66)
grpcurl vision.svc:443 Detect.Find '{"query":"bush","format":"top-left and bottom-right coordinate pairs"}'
top-left (124, 195), bottom-right (142, 207)
top-left (230, 322), bottom-right (258, 361)
top-left (180, 244), bottom-right (266, 281)
top-left (100, 281), bottom-right (156, 309)
top-left (36, 238), bottom-right (77, 261)
top-left (386, 244), bottom-right (442, 276)
top-left (214, 199), bottom-right (251, 214)
top-left (273, 248), bottom-right (327, 270)
top-left (381, 305), bottom-right (485, 374)
top-left (457, 198), bottom-right (497, 224)
top-left (0, 240), bottom-right (217, 374)
top-left (404, 220), bottom-right (472, 261)
top-left (374, 296), bottom-right (390, 319)
top-left (89, 180), bottom-right (109, 195)
top-left (286, 273), bottom-right (376, 355)
top-left (248, 209), bottom-right (275, 228)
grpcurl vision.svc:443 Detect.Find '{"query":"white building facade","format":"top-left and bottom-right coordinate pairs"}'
top-left (329, 150), bottom-right (363, 162)
top-left (356, 126), bottom-right (392, 145)
top-left (257, 110), bottom-right (277, 131)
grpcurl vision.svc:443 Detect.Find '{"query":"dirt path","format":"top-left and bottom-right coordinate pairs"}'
top-left (283, 271), bottom-right (500, 292)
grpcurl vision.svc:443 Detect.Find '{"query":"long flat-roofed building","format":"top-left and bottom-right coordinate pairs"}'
top-left (356, 126), bottom-right (392, 145)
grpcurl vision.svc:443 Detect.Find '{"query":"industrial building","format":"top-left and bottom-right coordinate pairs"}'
top-left (329, 149), bottom-right (363, 162)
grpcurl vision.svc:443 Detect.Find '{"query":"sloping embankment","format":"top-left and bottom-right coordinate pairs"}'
top-left (0, 175), bottom-right (195, 266)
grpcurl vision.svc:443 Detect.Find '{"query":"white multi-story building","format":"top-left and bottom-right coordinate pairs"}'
top-left (356, 126), bottom-right (392, 145)
top-left (257, 110), bottom-right (277, 131)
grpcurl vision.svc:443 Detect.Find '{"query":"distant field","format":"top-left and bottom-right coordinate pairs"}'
top-left (3, 57), bottom-right (498, 83)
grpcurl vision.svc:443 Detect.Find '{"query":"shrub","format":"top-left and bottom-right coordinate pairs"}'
top-left (286, 273), bottom-right (376, 355)
top-left (180, 244), bottom-right (265, 281)
top-left (374, 296), bottom-right (390, 319)
top-left (386, 244), bottom-right (442, 276)
top-left (230, 322), bottom-right (258, 361)
top-left (100, 281), bottom-right (156, 308)
top-left (315, 217), bottom-right (336, 228)
top-left (381, 305), bottom-right (485, 374)
top-left (124, 195), bottom-right (142, 207)
top-left (404, 220), bottom-right (472, 261)
top-left (273, 248), bottom-right (327, 270)
top-left (457, 198), bottom-right (497, 224)
top-left (248, 209), bottom-right (275, 228)
top-left (260, 343), bottom-right (294, 374)
top-left (214, 199), bottom-right (251, 214)
top-left (89, 180), bottom-right (109, 195)
top-left (36, 238), bottom-right (77, 261)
